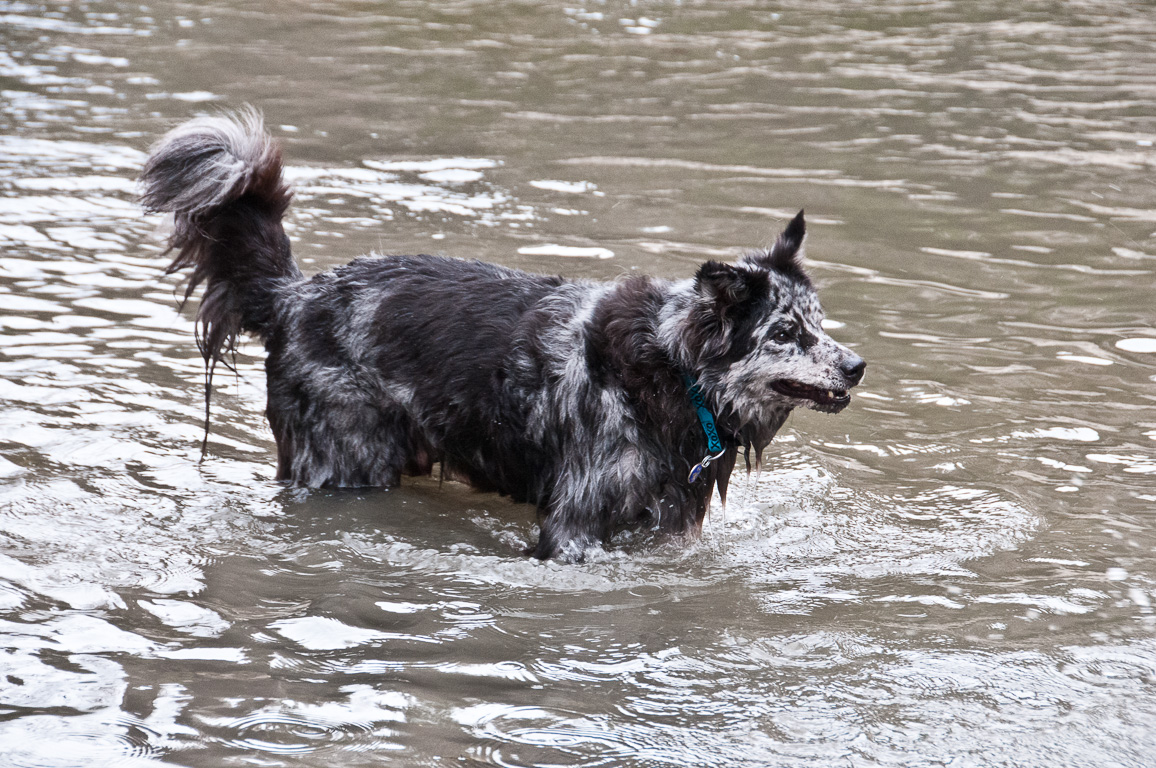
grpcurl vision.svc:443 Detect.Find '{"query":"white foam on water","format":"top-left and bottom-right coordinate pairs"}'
top-left (284, 161), bottom-right (538, 228)
top-left (1012, 426), bottom-right (1100, 442)
top-left (518, 244), bottom-right (615, 259)
top-left (420, 168), bottom-right (485, 183)
top-left (139, 598), bottom-right (230, 637)
top-left (269, 615), bottom-right (438, 650)
top-left (530, 179), bottom-right (598, 194)
top-left (1056, 352), bottom-right (1113, 366)
top-left (365, 157), bottom-right (499, 173)
top-left (1116, 337), bottom-right (1156, 353)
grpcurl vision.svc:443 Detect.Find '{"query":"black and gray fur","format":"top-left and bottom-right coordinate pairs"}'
top-left (140, 111), bottom-right (865, 561)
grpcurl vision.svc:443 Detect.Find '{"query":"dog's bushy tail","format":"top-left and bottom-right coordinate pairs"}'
top-left (140, 109), bottom-right (301, 449)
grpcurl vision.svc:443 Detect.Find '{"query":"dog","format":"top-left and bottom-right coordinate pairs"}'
top-left (140, 110), bottom-right (865, 561)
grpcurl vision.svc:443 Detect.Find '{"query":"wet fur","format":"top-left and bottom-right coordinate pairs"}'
top-left (140, 110), bottom-right (865, 561)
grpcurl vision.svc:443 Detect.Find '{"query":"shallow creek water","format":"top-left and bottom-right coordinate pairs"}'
top-left (1, 1), bottom-right (1155, 765)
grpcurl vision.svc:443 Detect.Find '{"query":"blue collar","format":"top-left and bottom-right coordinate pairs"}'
top-left (682, 373), bottom-right (726, 483)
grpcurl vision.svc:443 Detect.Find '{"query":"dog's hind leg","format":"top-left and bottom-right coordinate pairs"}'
top-left (267, 398), bottom-right (413, 489)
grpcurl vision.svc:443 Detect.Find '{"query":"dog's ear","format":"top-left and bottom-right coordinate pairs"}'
top-left (742, 210), bottom-right (806, 275)
top-left (688, 262), bottom-right (767, 364)
top-left (694, 261), bottom-right (765, 307)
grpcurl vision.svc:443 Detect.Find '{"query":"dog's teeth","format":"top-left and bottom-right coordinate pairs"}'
top-left (827, 390), bottom-right (834, 399)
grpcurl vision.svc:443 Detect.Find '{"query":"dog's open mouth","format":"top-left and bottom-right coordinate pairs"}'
top-left (771, 380), bottom-right (851, 410)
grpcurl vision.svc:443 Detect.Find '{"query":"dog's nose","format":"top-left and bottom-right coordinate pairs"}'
top-left (840, 355), bottom-right (866, 386)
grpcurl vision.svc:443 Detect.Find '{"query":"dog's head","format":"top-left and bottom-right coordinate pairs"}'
top-left (675, 211), bottom-right (865, 445)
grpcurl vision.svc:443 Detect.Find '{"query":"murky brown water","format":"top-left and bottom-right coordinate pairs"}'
top-left (2, 1), bottom-right (1155, 765)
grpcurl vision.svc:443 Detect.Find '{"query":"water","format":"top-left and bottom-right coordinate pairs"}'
top-left (1, 1), bottom-right (1155, 765)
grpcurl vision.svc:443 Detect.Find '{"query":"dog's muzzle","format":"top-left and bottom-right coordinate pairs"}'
top-left (771, 352), bottom-right (865, 414)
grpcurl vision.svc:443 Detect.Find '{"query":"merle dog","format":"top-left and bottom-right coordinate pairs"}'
top-left (140, 111), bottom-right (865, 561)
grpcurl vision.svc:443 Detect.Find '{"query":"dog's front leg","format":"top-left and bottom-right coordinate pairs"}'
top-left (530, 461), bottom-right (612, 562)
top-left (532, 501), bottom-right (606, 562)
top-left (531, 453), bottom-right (644, 562)
top-left (532, 504), bottom-right (607, 562)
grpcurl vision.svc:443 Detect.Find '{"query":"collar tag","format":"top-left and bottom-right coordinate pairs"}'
top-left (688, 461), bottom-right (705, 484)
top-left (688, 450), bottom-right (726, 484)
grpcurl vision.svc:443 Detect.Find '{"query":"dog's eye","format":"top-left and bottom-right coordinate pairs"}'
top-left (771, 328), bottom-right (795, 344)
